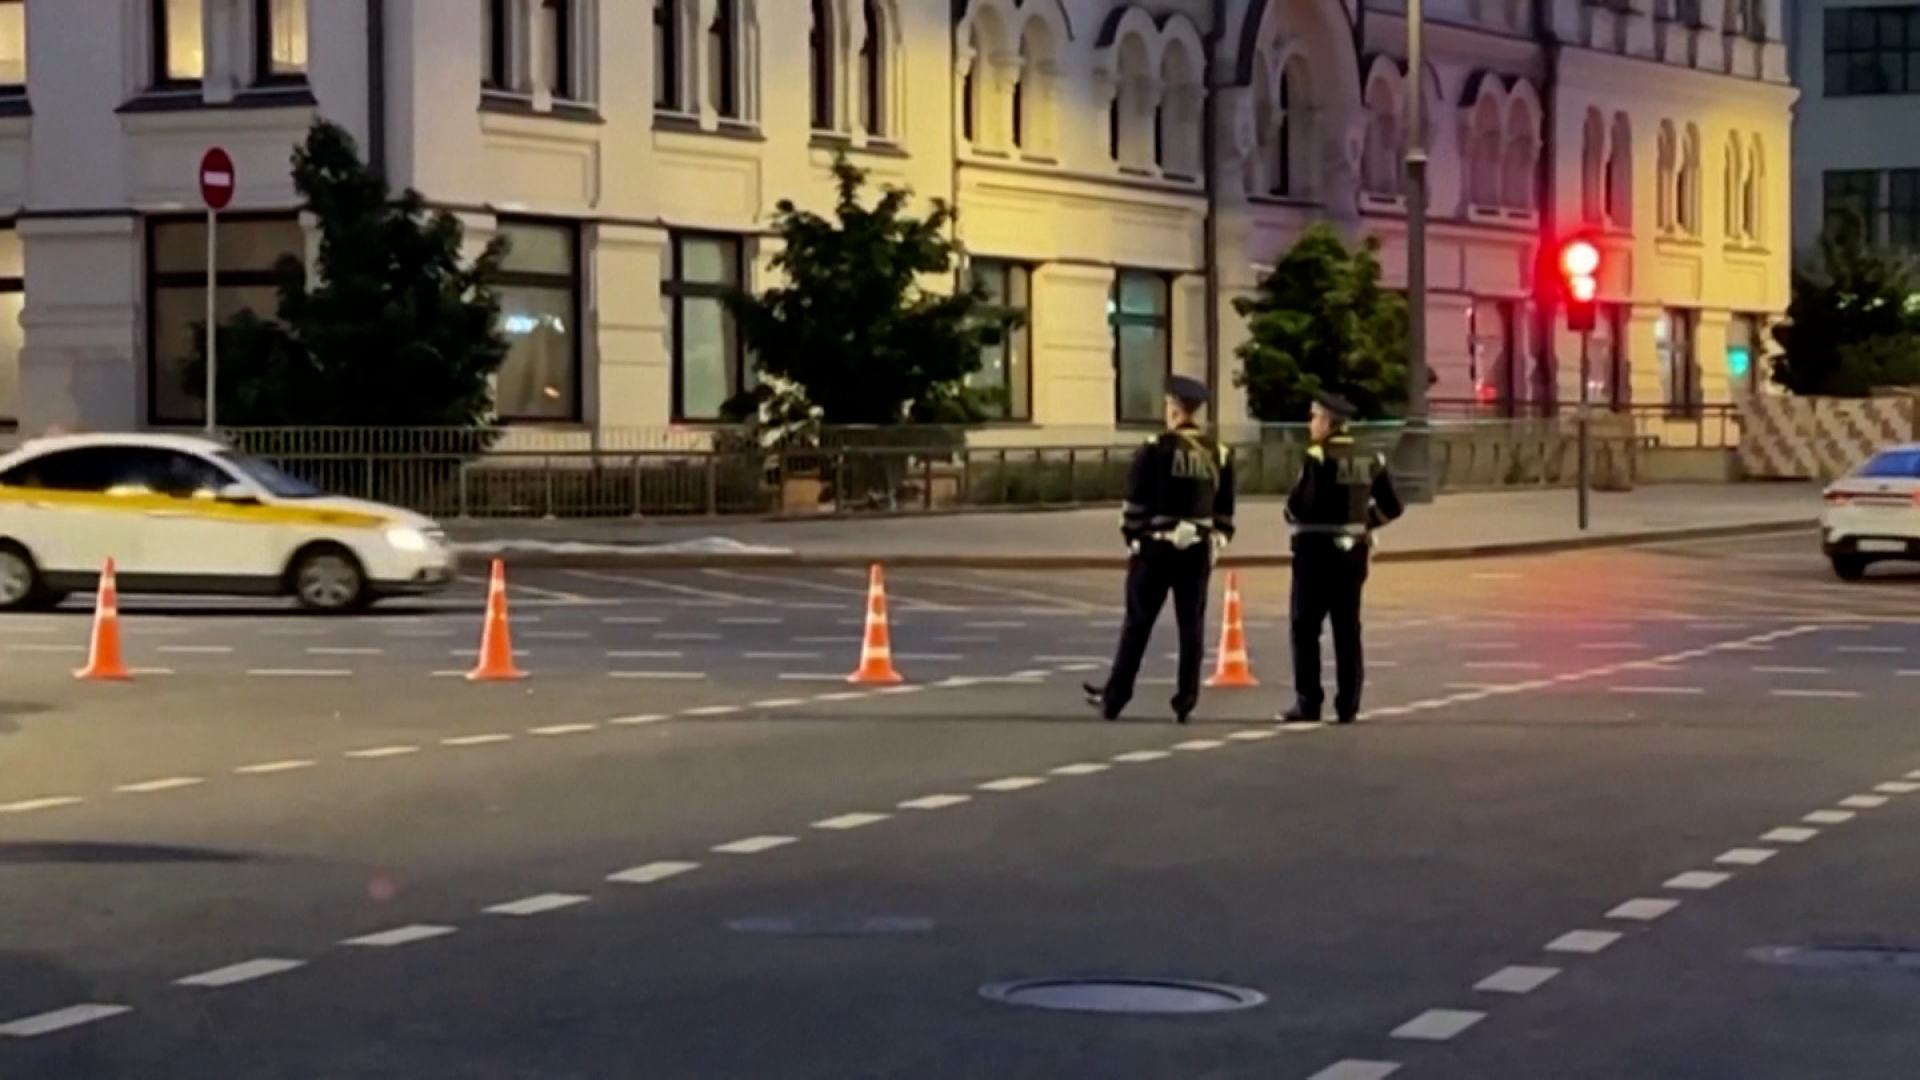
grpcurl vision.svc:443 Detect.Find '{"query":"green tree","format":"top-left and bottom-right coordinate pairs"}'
top-left (1771, 214), bottom-right (1920, 396)
top-left (1233, 223), bottom-right (1410, 422)
top-left (725, 153), bottom-right (1013, 427)
top-left (186, 119), bottom-right (510, 426)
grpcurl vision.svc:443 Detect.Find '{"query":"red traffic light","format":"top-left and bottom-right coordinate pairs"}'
top-left (1558, 237), bottom-right (1599, 333)
top-left (1568, 275), bottom-right (1597, 302)
top-left (1559, 239), bottom-right (1600, 278)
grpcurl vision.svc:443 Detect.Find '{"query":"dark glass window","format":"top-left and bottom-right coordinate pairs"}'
top-left (1824, 6), bottom-right (1920, 96)
top-left (967, 260), bottom-right (1033, 421)
top-left (491, 220), bottom-right (583, 422)
top-left (146, 215), bottom-right (304, 426)
top-left (1111, 270), bottom-right (1171, 425)
top-left (665, 233), bottom-right (748, 421)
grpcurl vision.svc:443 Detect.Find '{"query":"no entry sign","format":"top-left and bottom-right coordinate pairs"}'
top-left (199, 147), bottom-right (235, 211)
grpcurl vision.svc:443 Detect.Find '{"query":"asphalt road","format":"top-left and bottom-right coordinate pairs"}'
top-left (1, 532), bottom-right (1917, 1078)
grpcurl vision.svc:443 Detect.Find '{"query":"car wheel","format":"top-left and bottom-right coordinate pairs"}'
top-left (1831, 554), bottom-right (1870, 582)
top-left (291, 546), bottom-right (368, 612)
top-left (0, 542), bottom-right (44, 611)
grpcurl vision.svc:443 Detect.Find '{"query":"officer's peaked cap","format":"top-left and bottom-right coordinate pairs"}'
top-left (1311, 390), bottom-right (1357, 420)
top-left (1164, 375), bottom-right (1209, 409)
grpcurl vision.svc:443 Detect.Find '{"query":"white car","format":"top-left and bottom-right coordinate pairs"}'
top-left (0, 432), bottom-right (456, 612)
top-left (1821, 442), bottom-right (1920, 580)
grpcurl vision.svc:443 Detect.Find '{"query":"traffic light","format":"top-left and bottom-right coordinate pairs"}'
top-left (1559, 237), bottom-right (1600, 333)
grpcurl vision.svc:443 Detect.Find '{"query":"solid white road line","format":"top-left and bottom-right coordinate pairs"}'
top-left (1390, 1009), bottom-right (1485, 1041)
top-left (979, 776), bottom-right (1047, 792)
top-left (1839, 794), bottom-right (1890, 809)
top-left (485, 893), bottom-right (590, 916)
top-left (0, 797), bottom-right (82, 813)
top-left (713, 835), bottom-right (798, 854)
top-left (176, 958), bottom-right (306, 987)
top-left (608, 861), bottom-right (701, 885)
top-left (113, 777), bottom-right (204, 794)
top-left (1664, 870), bottom-right (1732, 890)
top-left (1112, 750), bottom-right (1172, 763)
top-left (1050, 763), bottom-right (1112, 776)
top-left (898, 794), bottom-right (971, 810)
top-left (1762, 826), bottom-right (1820, 843)
top-left (1607, 898), bottom-right (1680, 921)
top-left (342, 925), bottom-right (456, 948)
top-left (1804, 809), bottom-right (1855, 824)
top-left (235, 759), bottom-right (318, 774)
top-left (813, 812), bottom-right (890, 830)
top-left (345, 745), bottom-right (420, 759)
top-left (1717, 848), bottom-right (1777, 865)
top-left (1474, 965), bottom-right (1560, 994)
top-left (1546, 929), bottom-right (1622, 954)
top-left (529, 723), bottom-right (598, 736)
top-left (442, 734), bottom-right (513, 746)
top-left (0, 1004), bottom-right (132, 1037)
top-left (1305, 1062), bottom-right (1401, 1080)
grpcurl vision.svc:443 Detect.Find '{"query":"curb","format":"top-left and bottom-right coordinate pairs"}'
top-left (458, 519), bottom-right (1816, 571)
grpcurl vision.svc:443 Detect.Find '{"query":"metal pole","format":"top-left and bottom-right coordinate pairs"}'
top-left (1400, 0), bottom-right (1433, 503)
top-left (205, 207), bottom-right (218, 434)
top-left (1577, 329), bottom-right (1590, 531)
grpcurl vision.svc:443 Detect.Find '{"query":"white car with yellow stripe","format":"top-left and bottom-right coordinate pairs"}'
top-left (0, 432), bottom-right (455, 612)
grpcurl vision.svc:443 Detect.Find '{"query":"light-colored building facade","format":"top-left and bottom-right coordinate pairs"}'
top-left (1788, 0), bottom-right (1920, 255)
top-left (0, 0), bottom-right (1792, 441)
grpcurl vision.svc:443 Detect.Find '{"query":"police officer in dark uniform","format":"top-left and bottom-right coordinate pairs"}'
top-left (1282, 391), bottom-right (1403, 724)
top-left (1084, 375), bottom-right (1236, 724)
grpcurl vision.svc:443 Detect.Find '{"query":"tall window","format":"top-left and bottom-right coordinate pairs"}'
top-left (967, 260), bottom-right (1032, 421)
top-left (654, 0), bottom-right (682, 109)
top-left (153, 0), bottom-right (207, 84)
top-left (665, 233), bottom-right (747, 421)
top-left (1111, 270), bottom-right (1170, 425)
top-left (255, 0), bottom-right (308, 81)
top-left (809, 0), bottom-right (834, 130)
top-left (1657, 308), bottom-right (1700, 417)
top-left (1891, 169), bottom-right (1920, 246)
top-left (1824, 169), bottom-right (1881, 237)
top-left (540, 0), bottom-right (574, 98)
top-left (1468, 298), bottom-right (1517, 412)
top-left (1726, 312), bottom-right (1764, 393)
top-left (708, 0), bottom-right (739, 119)
top-left (1593, 303), bottom-right (1630, 409)
top-left (860, 0), bottom-right (886, 137)
top-left (0, 0), bottom-right (25, 89)
top-left (1823, 6), bottom-right (1920, 96)
top-left (146, 215), bottom-right (304, 425)
top-left (485, 0), bottom-right (513, 90)
top-left (491, 220), bottom-right (582, 422)
top-left (0, 226), bottom-right (21, 424)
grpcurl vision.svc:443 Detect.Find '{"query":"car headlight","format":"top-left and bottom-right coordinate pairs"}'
top-left (385, 526), bottom-right (429, 552)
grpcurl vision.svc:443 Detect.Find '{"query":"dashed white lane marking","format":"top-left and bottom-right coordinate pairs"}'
top-left (1717, 847), bottom-right (1777, 865)
top-left (682, 705), bottom-right (743, 716)
top-left (1059, 662), bottom-right (1102, 672)
top-left (979, 776), bottom-right (1047, 792)
top-left (443, 734), bottom-right (513, 746)
top-left (449, 650), bottom-right (530, 658)
top-left (607, 714), bottom-right (666, 726)
top-left (1050, 763), bottom-right (1112, 776)
top-left (235, 759), bottom-right (318, 774)
top-left (485, 893), bottom-right (591, 916)
top-left (874, 685), bottom-right (926, 696)
top-left (157, 644), bottom-right (233, 654)
top-left (1804, 809), bottom-right (1855, 824)
top-left (1607, 898), bottom-right (1680, 921)
top-left (609, 861), bottom-right (701, 885)
top-left (1281, 721), bottom-right (1325, 732)
top-left (745, 651), bottom-right (823, 660)
top-left (719, 617), bottom-right (783, 625)
top-left (1771, 688), bottom-right (1862, 699)
top-left (306, 646), bottom-right (384, 656)
top-left (713, 835), bottom-right (798, 855)
top-left (656, 632), bottom-right (720, 641)
top-left (1608, 685), bottom-right (1705, 695)
top-left (779, 672), bottom-right (846, 682)
top-left (1474, 965), bottom-right (1560, 994)
top-left (1664, 870), bottom-right (1732, 890)
top-left (1874, 780), bottom-right (1920, 794)
top-left (795, 635), bottom-right (857, 644)
top-left (751, 697), bottom-right (807, 708)
top-left (1226, 729), bottom-right (1278, 741)
top-left (813, 812), bottom-right (890, 830)
top-left (0, 1004), bottom-right (133, 1037)
top-left (1763, 826), bottom-right (1820, 843)
top-left (966, 621), bottom-right (1028, 629)
top-left (176, 958), bottom-right (306, 987)
top-left (260, 627), bottom-right (328, 637)
top-left (1578, 642), bottom-right (1644, 650)
top-left (899, 794), bottom-right (971, 810)
top-left (609, 671), bottom-right (706, 680)
top-left (1839, 794), bottom-right (1890, 809)
top-left (1305, 1062), bottom-right (1401, 1080)
top-left (342, 924), bottom-right (457, 947)
top-left (1837, 645), bottom-right (1904, 654)
top-left (247, 668), bottom-right (352, 677)
top-left (1390, 1008), bottom-right (1485, 1041)
top-left (1035, 655), bottom-right (1107, 663)
top-left (4, 642), bottom-right (82, 652)
top-left (0, 796), bottom-right (83, 813)
top-left (529, 723), bottom-right (598, 736)
top-left (1752, 665), bottom-right (1832, 675)
top-left (1112, 750), bottom-right (1172, 763)
top-left (345, 745), bottom-right (420, 759)
top-left (812, 690), bottom-right (869, 701)
top-left (1547, 930), bottom-right (1622, 954)
top-left (894, 653), bottom-right (964, 662)
top-left (935, 635), bottom-right (998, 644)
top-left (604, 649), bottom-right (685, 659)
top-left (1174, 739), bottom-right (1225, 751)
top-left (602, 615), bottom-right (664, 624)
top-left (114, 777), bottom-right (205, 794)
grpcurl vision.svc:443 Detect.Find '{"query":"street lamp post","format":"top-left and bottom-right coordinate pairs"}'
top-left (1400, 0), bottom-right (1434, 503)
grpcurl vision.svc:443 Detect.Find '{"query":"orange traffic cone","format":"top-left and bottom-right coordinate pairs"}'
top-left (74, 558), bottom-right (131, 681)
top-left (466, 559), bottom-right (526, 681)
top-left (1205, 570), bottom-right (1258, 688)
top-left (847, 563), bottom-right (903, 684)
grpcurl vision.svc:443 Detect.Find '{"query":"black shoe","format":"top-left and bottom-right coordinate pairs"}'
top-left (1083, 683), bottom-right (1120, 722)
top-left (1281, 705), bottom-right (1321, 722)
top-left (1334, 713), bottom-right (1358, 725)
top-left (1174, 710), bottom-right (1191, 725)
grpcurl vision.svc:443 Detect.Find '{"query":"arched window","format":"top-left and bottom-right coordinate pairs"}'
top-left (1470, 95), bottom-right (1504, 208)
top-left (1112, 34), bottom-right (1153, 170)
top-left (860, 0), bottom-right (887, 138)
top-left (961, 26), bottom-right (978, 144)
top-left (1742, 136), bottom-right (1763, 241)
top-left (959, 11), bottom-right (1011, 151)
top-left (1581, 109), bottom-right (1606, 224)
top-left (1503, 96), bottom-right (1539, 213)
top-left (708, 0), bottom-right (739, 119)
top-left (1157, 38), bottom-right (1202, 177)
top-left (1266, 56), bottom-right (1313, 198)
top-left (653, 0), bottom-right (682, 110)
top-left (1656, 120), bottom-right (1676, 231)
top-left (809, 0), bottom-right (834, 130)
top-left (1723, 133), bottom-right (1741, 238)
top-left (1361, 72), bottom-right (1401, 197)
top-left (1677, 123), bottom-right (1700, 235)
top-left (1015, 15), bottom-right (1059, 158)
top-left (1607, 112), bottom-right (1633, 228)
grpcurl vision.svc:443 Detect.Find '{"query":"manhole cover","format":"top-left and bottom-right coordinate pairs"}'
top-left (979, 977), bottom-right (1266, 1015)
top-left (1748, 941), bottom-right (1920, 971)
top-left (726, 914), bottom-right (935, 937)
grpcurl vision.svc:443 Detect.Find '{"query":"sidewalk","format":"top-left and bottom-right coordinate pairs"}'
top-left (446, 482), bottom-right (1823, 568)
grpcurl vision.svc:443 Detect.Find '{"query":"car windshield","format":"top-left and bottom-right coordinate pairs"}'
top-left (216, 452), bottom-right (326, 498)
top-left (1855, 448), bottom-right (1920, 480)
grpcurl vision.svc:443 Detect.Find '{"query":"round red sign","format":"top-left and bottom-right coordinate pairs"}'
top-left (199, 147), bottom-right (235, 211)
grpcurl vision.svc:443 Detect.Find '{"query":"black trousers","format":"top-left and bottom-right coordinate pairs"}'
top-left (1290, 539), bottom-right (1372, 718)
top-left (1102, 541), bottom-right (1213, 718)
